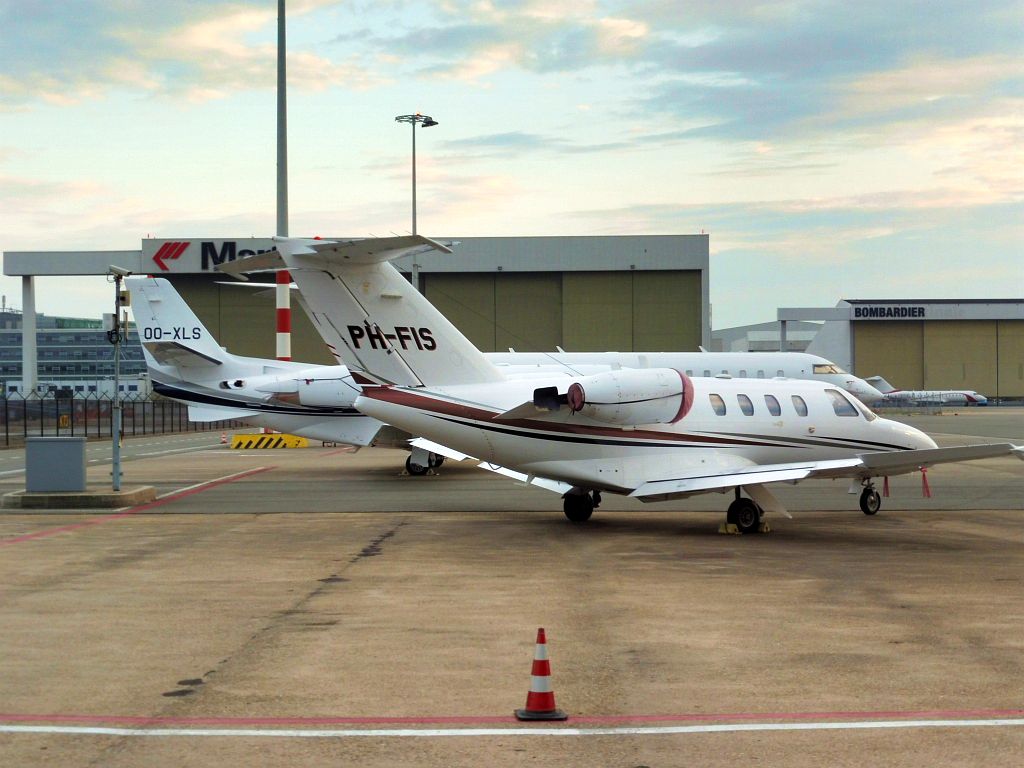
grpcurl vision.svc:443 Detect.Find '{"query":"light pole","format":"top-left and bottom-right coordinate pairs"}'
top-left (107, 265), bottom-right (132, 491)
top-left (394, 113), bottom-right (439, 237)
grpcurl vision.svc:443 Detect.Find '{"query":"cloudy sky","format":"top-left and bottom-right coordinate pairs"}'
top-left (1, 0), bottom-right (1021, 330)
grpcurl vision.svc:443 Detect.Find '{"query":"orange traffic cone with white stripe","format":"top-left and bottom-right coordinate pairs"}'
top-left (515, 627), bottom-right (567, 721)
top-left (220, 432), bottom-right (227, 445)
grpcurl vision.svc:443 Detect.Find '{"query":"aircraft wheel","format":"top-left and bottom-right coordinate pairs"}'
top-left (563, 493), bottom-right (594, 523)
top-left (727, 498), bottom-right (761, 534)
top-left (860, 487), bottom-right (881, 515)
top-left (405, 456), bottom-right (429, 476)
top-left (428, 454), bottom-right (445, 469)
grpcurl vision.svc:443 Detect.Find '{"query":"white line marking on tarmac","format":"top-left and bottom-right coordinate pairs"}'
top-left (156, 467), bottom-right (272, 499)
top-left (133, 444), bottom-right (220, 458)
top-left (2, 719), bottom-right (1024, 739)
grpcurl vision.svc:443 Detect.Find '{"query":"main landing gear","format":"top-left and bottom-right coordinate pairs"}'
top-left (859, 483), bottom-right (881, 515)
top-left (725, 489), bottom-right (765, 534)
top-left (563, 489), bottom-right (601, 523)
top-left (404, 448), bottom-right (445, 476)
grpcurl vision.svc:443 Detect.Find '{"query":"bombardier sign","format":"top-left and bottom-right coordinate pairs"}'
top-left (853, 306), bottom-right (927, 319)
top-left (142, 239), bottom-right (276, 273)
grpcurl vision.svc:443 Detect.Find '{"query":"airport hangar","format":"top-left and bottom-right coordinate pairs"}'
top-left (781, 299), bottom-right (1024, 399)
top-left (4, 235), bottom-right (710, 384)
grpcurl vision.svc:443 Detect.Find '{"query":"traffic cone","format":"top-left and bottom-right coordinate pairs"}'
top-left (220, 432), bottom-right (227, 445)
top-left (515, 628), bottom-right (567, 721)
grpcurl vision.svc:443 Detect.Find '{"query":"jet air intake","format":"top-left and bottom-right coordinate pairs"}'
top-left (565, 369), bottom-right (693, 426)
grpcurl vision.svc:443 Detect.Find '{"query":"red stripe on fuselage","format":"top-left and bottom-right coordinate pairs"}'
top-left (360, 387), bottom-right (781, 448)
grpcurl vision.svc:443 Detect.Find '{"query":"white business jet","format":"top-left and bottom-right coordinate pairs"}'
top-left (131, 276), bottom-right (880, 474)
top-left (866, 376), bottom-right (989, 406)
top-left (489, 351), bottom-right (883, 404)
top-left (222, 235), bottom-right (1021, 532)
top-left (126, 276), bottom-right (384, 447)
top-left (127, 275), bottom-right (609, 464)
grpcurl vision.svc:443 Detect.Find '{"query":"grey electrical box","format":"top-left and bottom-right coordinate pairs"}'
top-left (25, 437), bottom-right (87, 492)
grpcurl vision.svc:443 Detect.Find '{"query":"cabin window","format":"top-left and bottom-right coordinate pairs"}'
top-left (791, 395), bottom-right (808, 416)
top-left (737, 394), bottom-right (754, 415)
top-left (686, 370), bottom-right (693, 376)
top-left (854, 399), bottom-right (878, 422)
top-left (777, 369), bottom-right (785, 377)
top-left (764, 394), bottom-right (781, 416)
top-left (826, 389), bottom-right (858, 417)
top-left (739, 369), bottom-right (747, 377)
top-left (757, 370), bottom-right (765, 378)
top-left (709, 394), bottom-right (726, 415)
top-left (704, 369), bottom-right (711, 377)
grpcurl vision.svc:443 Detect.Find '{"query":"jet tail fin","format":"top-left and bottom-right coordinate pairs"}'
top-left (224, 236), bottom-right (506, 387)
top-left (864, 375), bottom-right (897, 394)
top-left (126, 277), bottom-right (229, 369)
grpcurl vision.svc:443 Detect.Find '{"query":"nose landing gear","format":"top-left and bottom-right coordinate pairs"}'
top-left (859, 484), bottom-right (881, 515)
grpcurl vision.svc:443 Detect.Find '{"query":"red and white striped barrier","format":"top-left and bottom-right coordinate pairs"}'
top-left (515, 627), bottom-right (567, 721)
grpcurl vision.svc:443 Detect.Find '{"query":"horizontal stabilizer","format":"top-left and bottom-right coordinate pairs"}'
top-left (492, 401), bottom-right (573, 423)
top-left (188, 404), bottom-right (259, 422)
top-left (144, 341), bottom-right (223, 368)
top-left (215, 250), bottom-right (287, 280)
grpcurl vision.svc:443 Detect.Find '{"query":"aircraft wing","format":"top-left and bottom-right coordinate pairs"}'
top-left (630, 443), bottom-right (1023, 502)
top-left (477, 462), bottom-right (575, 494)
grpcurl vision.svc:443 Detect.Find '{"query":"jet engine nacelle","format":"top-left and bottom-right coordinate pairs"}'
top-left (565, 368), bottom-right (693, 426)
top-left (287, 377), bottom-right (356, 408)
top-left (246, 371), bottom-right (357, 408)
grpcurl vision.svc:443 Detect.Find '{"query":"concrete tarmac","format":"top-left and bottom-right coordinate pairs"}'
top-left (0, 410), bottom-right (1022, 766)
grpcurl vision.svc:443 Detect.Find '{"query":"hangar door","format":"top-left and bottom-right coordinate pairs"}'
top-left (425, 271), bottom-right (702, 352)
top-left (854, 320), bottom-right (1009, 395)
top-left (997, 320), bottom-right (1024, 398)
top-left (923, 321), bottom-right (996, 394)
top-left (853, 322), bottom-right (924, 390)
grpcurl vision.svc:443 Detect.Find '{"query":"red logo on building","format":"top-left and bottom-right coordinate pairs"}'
top-left (152, 241), bottom-right (190, 271)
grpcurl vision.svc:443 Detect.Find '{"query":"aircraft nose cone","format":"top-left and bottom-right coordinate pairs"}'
top-left (905, 424), bottom-right (938, 450)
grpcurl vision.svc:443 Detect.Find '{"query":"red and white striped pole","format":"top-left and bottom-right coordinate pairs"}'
top-left (515, 627), bottom-right (568, 721)
top-left (276, 269), bottom-right (291, 361)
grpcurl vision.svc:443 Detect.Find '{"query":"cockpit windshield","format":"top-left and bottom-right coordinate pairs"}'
top-left (813, 363), bottom-right (847, 375)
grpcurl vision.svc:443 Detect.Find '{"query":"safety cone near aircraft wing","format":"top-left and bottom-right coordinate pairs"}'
top-left (220, 431), bottom-right (227, 445)
top-left (515, 627), bottom-right (568, 721)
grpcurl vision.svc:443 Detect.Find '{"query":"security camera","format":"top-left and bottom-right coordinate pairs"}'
top-left (108, 265), bottom-right (132, 277)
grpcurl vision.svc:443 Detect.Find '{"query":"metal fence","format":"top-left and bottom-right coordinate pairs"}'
top-left (0, 393), bottom-right (244, 447)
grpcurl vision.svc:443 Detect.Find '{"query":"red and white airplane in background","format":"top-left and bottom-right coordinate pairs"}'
top-left (866, 376), bottom-right (989, 406)
top-left (222, 235), bottom-right (1022, 532)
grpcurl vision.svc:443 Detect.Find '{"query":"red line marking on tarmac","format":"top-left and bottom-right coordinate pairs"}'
top-left (0, 466), bottom-right (277, 548)
top-left (0, 707), bottom-right (1022, 727)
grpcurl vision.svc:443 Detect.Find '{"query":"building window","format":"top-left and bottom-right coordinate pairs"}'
top-left (709, 394), bottom-right (726, 415)
top-left (764, 394), bottom-right (781, 416)
top-left (737, 394), bottom-right (754, 415)
top-left (791, 395), bottom-right (808, 417)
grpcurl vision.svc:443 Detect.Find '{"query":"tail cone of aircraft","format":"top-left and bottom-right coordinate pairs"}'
top-left (515, 628), bottom-right (568, 721)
